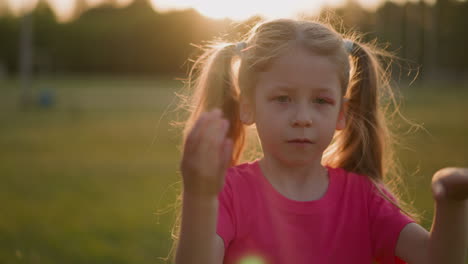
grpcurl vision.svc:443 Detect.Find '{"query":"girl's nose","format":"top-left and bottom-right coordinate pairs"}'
top-left (291, 104), bottom-right (312, 127)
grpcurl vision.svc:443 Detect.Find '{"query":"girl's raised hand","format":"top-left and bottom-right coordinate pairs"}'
top-left (180, 109), bottom-right (233, 198)
top-left (432, 167), bottom-right (468, 202)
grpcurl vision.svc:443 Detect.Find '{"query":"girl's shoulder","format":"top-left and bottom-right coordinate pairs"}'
top-left (222, 160), bottom-right (261, 190)
top-left (328, 166), bottom-right (374, 186)
top-left (328, 166), bottom-right (391, 199)
top-left (227, 160), bottom-right (257, 174)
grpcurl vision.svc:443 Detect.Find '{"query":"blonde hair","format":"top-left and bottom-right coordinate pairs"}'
top-left (163, 17), bottom-right (421, 263)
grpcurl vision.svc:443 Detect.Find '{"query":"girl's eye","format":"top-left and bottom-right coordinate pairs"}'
top-left (275, 96), bottom-right (291, 103)
top-left (315, 98), bottom-right (330, 104)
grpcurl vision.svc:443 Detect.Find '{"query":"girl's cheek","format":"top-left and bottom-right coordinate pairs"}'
top-left (313, 103), bottom-right (335, 112)
top-left (269, 101), bottom-right (290, 111)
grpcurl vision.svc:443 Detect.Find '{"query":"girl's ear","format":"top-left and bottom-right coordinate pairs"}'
top-left (335, 99), bottom-right (347, 130)
top-left (239, 96), bottom-right (255, 125)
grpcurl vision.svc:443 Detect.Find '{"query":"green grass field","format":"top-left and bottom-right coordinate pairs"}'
top-left (0, 76), bottom-right (467, 263)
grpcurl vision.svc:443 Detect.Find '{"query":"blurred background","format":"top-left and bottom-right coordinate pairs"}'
top-left (0, 0), bottom-right (467, 263)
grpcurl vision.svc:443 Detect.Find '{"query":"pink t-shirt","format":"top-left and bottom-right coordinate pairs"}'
top-left (216, 160), bottom-right (415, 264)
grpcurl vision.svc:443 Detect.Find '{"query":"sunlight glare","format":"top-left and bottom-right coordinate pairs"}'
top-left (86, 0), bottom-right (133, 8)
top-left (85, 0), bottom-right (106, 8)
top-left (114, 0), bottom-right (134, 7)
top-left (5, 0), bottom-right (134, 21)
top-left (46, 0), bottom-right (76, 22)
top-left (150, 0), bottom-right (329, 20)
top-left (6, 0), bottom-right (39, 15)
top-left (5, 0), bottom-right (431, 23)
top-left (356, 0), bottom-right (381, 11)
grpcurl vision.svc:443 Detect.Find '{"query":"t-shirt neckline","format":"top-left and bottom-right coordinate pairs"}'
top-left (251, 160), bottom-right (338, 214)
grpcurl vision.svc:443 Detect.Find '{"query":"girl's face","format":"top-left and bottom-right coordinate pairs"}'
top-left (243, 47), bottom-right (346, 166)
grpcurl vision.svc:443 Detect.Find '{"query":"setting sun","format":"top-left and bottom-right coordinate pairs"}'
top-left (5, 0), bottom-right (397, 22)
top-left (148, 0), bottom-right (342, 20)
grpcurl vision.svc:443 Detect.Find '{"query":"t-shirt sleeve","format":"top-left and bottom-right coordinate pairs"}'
top-left (368, 181), bottom-right (415, 264)
top-left (216, 170), bottom-right (236, 250)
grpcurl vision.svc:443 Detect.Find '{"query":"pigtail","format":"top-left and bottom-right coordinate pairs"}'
top-left (183, 43), bottom-right (246, 166)
top-left (165, 44), bottom-right (247, 263)
top-left (323, 40), bottom-right (420, 222)
top-left (327, 42), bottom-right (389, 181)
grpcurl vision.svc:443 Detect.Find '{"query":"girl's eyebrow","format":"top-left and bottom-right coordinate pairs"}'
top-left (270, 84), bottom-right (293, 91)
top-left (271, 84), bottom-right (337, 95)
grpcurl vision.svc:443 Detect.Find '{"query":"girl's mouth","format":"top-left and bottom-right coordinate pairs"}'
top-left (287, 139), bottom-right (313, 144)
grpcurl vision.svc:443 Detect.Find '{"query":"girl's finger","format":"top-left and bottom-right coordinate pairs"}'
top-left (213, 120), bottom-right (231, 170)
top-left (184, 109), bottom-right (219, 154)
top-left (185, 112), bottom-right (207, 149)
top-left (198, 111), bottom-right (227, 152)
top-left (212, 118), bottom-right (229, 150)
top-left (433, 168), bottom-right (468, 201)
top-left (432, 181), bottom-right (446, 201)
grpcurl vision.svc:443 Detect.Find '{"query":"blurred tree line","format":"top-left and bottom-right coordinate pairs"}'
top-left (0, 0), bottom-right (467, 81)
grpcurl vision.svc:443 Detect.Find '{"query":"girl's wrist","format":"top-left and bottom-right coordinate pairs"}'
top-left (183, 190), bottom-right (219, 206)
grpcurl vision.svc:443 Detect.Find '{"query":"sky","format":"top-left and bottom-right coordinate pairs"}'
top-left (4, 0), bottom-right (437, 22)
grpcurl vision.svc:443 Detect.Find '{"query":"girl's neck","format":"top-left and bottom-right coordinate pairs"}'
top-left (258, 155), bottom-right (329, 201)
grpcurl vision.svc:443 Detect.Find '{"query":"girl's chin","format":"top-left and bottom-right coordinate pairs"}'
top-left (273, 155), bottom-right (320, 167)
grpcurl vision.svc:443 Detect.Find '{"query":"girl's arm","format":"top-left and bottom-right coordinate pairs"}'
top-left (396, 168), bottom-right (468, 264)
top-left (427, 168), bottom-right (468, 264)
top-left (175, 192), bottom-right (225, 264)
top-left (175, 109), bottom-right (233, 264)
top-left (427, 197), bottom-right (467, 264)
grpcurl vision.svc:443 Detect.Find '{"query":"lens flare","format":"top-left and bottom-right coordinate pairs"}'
top-left (238, 254), bottom-right (266, 264)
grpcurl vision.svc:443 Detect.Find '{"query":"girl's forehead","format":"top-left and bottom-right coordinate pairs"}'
top-left (255, 48), bottom-right (341, 96)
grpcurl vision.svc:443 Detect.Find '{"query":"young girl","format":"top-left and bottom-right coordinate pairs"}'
top-left (172, 18), bottom-right (468, 264)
